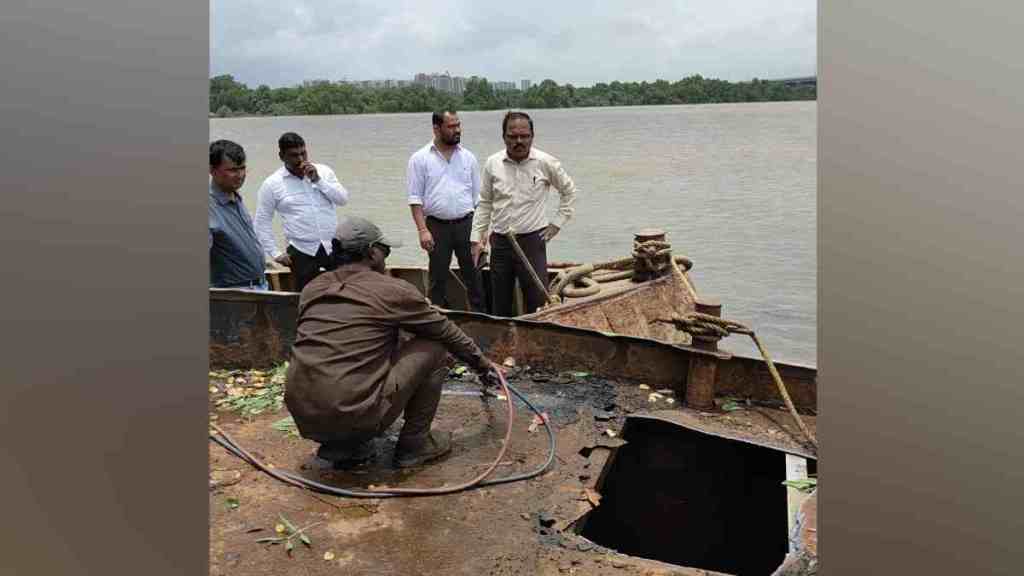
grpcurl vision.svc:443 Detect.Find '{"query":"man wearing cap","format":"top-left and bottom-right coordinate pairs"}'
top-left (254, 132), bottom-right (350, 293)
top-left (209, 139), bottom-right (268, 290)
top-left (285, 216), bottom-right (502, 468)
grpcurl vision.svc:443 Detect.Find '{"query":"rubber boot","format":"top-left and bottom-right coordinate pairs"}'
top-left (316, 438), bottom-right (378, 469)
top-left (393, 430), bottom-right (452, 468)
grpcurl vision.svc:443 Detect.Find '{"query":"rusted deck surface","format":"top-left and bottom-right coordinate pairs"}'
top-left (529, 273), bottom-right (697, 347)
top-left (209, 368), bottom-right (814, 576)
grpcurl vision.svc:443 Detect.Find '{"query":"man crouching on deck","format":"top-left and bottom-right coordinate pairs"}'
top-left (285, 216), bottom-right (502, 468)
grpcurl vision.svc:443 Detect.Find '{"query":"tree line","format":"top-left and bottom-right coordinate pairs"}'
top-left (210, 74), bottom-right (815, 118)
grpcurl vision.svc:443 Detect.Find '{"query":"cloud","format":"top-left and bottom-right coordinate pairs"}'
top-left (211, 0), bottom-right (815, 87)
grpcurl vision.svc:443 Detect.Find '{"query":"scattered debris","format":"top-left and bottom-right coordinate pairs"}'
top-left (592, 410), bottom-right (614, 421)
top-left (782, 478), bottom-right (818, 493)
top-left (583, 488), bottom-right (602, 507)
top-left (638, 384), bottom-right (650, 390)
top-left (720, 397), bottom-right (745, 412)
top-left (323, 551), bottom-right (335, 561)
top-left (503, 357), bottom-right (516, 368)
top-left (225, 497), bottom-right (240, 510)
top-left (271, 416), bottom-right (300, 437)
top-left (528, 412), bottom-right (550, 433)
top-left (210, 470), bottom-right (242, 490)
top-left (212, 363), bottom-right (289, 419)
top-left (605, 429), bottom-right (617, 438)
top-left (255, 514), bottom-right (320, 557)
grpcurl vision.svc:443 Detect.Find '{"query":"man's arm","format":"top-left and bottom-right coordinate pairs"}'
top-left (541, 157), bottom-right (577, 241)
top-left (392, 285), bottom-right (491, 373)
top-left (471, 160), bottom-right (494, 261)
top-left (310, 164), bottom-right (349, 206)
top-left (410, 205), bottom-right (434, 252)
top-left (253, 179), bottom-right (283, 262)
top-left (406, 153), bottom-right (435, 251)
top-left (470, 154), bottom-right (482, 209)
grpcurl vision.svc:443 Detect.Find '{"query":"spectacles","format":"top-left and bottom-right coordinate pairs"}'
top-left (505, 134), bottom-right (532, 142)
top-left (372, 243), bottom-right (391, 258)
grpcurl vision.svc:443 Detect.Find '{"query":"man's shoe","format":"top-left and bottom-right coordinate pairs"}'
top-left (316, 439), bottom-right (378, 469)
top-left (393, 430), bottom-right (452, 468)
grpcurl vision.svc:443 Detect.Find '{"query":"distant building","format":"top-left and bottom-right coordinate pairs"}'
top-left (521, 79), bottom-right (532, 91)
top-left (493, 81), bottom-right (517, 92)
top-left (412, 71), bottom-right (469, 94)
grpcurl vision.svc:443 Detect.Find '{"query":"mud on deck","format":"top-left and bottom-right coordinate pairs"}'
top-left (209, 367), bottom-right (816, 576)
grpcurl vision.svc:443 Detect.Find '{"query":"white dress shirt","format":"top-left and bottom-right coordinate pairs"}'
top-left (406, 142), bottom-right (481, 220)
top-left (472, 147), bottom-right (577, 241)
top-left (254, 164), bottom-right (349, 259)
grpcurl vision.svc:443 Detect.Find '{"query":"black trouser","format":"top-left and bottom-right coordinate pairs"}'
top-left (489, 228), bottom-right (548, 317)
top-left (288, 244), bottom-right (333, 293)
top-left (425, 213), bottom-right (484, 312)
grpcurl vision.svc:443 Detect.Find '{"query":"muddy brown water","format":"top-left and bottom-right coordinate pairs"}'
top-left (210, 102), bottom-right (817, 367)
top-left (210, 368), bottom-right (813, 575)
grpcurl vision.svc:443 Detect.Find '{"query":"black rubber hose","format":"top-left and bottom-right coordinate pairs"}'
top-left (210, 380), bottom-right (556, 498)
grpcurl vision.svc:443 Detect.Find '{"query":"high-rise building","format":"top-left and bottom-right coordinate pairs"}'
top-left (521, 79), bottom-right (532, 91)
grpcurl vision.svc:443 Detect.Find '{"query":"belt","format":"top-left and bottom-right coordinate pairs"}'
top-left (223, 277), bottom-right (265, 288)
top-left (426, 212), bottom-right (473, 223)
top-left (491, 227), bottom-right (545, 238)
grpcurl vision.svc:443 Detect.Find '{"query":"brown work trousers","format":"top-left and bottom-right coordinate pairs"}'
top-left (377, 338), bottom-right (448, 441)
top-left (319, 337), bottom-right (448, 451)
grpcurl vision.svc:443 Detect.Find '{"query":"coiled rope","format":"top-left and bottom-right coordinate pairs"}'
top-left (548, 239), bottom-right (694, 300)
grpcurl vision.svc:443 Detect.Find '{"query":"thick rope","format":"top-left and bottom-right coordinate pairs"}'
top-left (548, 239), bottom-right (694, 299)
top-left (657, 312), bottom-right (818, 453)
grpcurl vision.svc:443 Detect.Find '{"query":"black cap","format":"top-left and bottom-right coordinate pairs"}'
top-left (334, 216), bottom-right (403, 252)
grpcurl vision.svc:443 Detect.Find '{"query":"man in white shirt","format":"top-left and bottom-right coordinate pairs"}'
top-left (407, 110), bottom-right (485, 311)
top-left (254, 132), bottom-right (350, 292)
top-left (471, 111), bottom-right (578, 316)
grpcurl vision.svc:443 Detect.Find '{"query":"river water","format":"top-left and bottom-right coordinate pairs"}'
top-left (211, 101), bottom-right (816, 366)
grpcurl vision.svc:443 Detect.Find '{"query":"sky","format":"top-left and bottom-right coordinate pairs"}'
top-left (210, 0), bottom-right (816, 88)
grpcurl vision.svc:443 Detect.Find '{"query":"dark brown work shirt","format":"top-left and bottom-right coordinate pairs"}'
top-left (284, 265), bottom-right (489, 441)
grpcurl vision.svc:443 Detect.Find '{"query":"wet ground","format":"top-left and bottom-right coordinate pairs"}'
top-left (209, 366), bottom-right (816, 576)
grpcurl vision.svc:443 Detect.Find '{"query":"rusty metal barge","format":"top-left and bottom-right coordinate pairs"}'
top-left (208, 230), bottom-right (818, 576)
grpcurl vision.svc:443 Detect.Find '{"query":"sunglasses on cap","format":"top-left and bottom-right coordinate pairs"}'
top-left (371, 242), bottom-right (391, 258)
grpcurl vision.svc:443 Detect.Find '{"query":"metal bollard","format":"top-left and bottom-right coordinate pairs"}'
top-left (685, 297), bottom-right (723, 411)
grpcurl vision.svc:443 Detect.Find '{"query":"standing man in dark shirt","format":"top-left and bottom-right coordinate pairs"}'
top-left (407, 110), bottom-right (485, 311)
top-left (285, 216), bottom-right (502, 468)
top-left (209, 140), bottom-right (267, 289)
